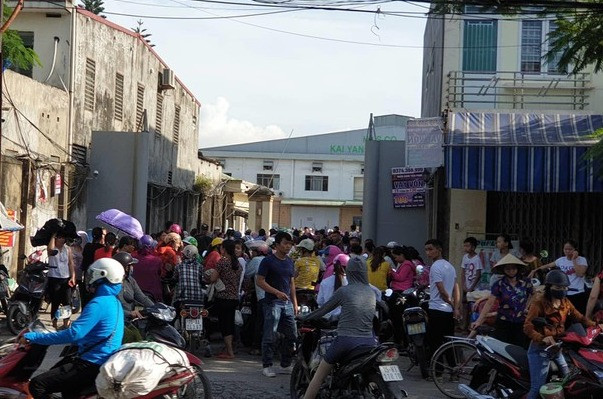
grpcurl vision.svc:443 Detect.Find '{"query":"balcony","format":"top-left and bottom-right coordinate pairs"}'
top-left (446, 71), bottom-right (592, 111)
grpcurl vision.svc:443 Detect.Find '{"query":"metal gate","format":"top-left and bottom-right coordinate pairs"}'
top-left (486, 192), bottom-right (603, 276)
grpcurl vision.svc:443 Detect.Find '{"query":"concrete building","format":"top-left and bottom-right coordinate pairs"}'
top-left (202, 115), bottom-right (410, 232)
top-left (6, 1), bottom-right (223, 237)
top-left (421, 6), bottom-right (603, 270)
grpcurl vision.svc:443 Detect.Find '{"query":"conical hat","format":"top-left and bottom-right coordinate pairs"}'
top-left (492, 253), bottom-right (528, 275)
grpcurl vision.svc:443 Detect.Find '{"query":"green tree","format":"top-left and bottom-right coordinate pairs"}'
top-left (132, 19), bottom-right (154, 47)
top-left (80, 0), bottom-right (105, 16)
top-left (2, 3), bottom-right (42, 71)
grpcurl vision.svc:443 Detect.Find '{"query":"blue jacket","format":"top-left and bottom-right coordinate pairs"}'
top-left (25, 283), bottom-right (124, 365)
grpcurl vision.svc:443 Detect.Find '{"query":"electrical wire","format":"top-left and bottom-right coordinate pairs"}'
top-left (103, 8), bottom-right (299, 19)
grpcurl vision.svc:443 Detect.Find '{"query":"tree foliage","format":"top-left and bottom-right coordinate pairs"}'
top-left (81, 0), bottom-right (105, 16)
top-left (2, 2), bottom-right (42, 71)
top-left (132, 19), bottom-right (154, 47)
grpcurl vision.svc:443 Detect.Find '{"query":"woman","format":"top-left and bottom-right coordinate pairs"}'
top-left (47, 232), bottom-right (76, 330)
top-left (523, 270), bottom-right (599, 399)
top-left (116, 236), bottom-right (137, 254)
top-left (132, 234), bottom-right (163, 303)
top-left (301, 257), bottom-right (377, 399)
top-left (71, 231), bottom-right (88, 282)
top-left (209, 239), bottom-right (242, 359)
top-left (389, 246), bottom-right (416, 292)
top-left (366, 246), bottom-right (390, 291)
top-left (519, 238), bottom-right (541, 273)
top-left (113, 252), bottom-right (154, 320)
top-left (204, 237), bottom-right (223, 271)
top-left (320, 245), bottom-right (344, 281)
top-left (94, 232), bottom-right (117, 261)
top-left (408, 246), bottom-right (429, 287)
top-left (489, 234), bottom-right (513, 286)
top-left (530, 240), bottom-right (588, 314)
top-left (316, 254), bottom-right (349, 321)
top-left (585, 268), bottom-right (603, 321)
top-left (471, 254), bottom-right (533, 348)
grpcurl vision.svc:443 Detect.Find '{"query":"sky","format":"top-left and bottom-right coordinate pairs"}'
top-left (102, 0), bottom-right (428, 148)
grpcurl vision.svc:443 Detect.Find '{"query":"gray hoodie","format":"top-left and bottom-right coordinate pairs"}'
top-left (304, 257), bottom-right (376, 337)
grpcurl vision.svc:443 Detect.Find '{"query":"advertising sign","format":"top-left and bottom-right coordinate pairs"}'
top-left (392, 167), bottom-right (426, 208)
top-left (0, 209), bottom-right (16, 247)
top-left (406, 117), bottom-right (444, 167)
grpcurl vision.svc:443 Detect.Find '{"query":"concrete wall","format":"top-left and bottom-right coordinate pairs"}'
top-left (339, 206), bottom-right (362, 231)
top-left (421, 13), bottom-right (445, 118)
top-left (447, 189), bottom-right (487, 268)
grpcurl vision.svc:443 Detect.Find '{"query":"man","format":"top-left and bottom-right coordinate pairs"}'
top-left (194, 223), bottom-right (213, 255)
top-left (425, 238), bottom-right (460, 377)
top-left (80, 227), bottom-right (105, 306)
top-left (22, 258), bottom-right (125, 398)
top-left (256, 231), bottom-right (298, 378)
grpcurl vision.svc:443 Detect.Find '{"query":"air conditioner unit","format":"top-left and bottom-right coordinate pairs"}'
top-left (160, 68), bottom-right (175, 90)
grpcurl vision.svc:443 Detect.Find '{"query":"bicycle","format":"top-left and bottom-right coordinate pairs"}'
top-left (429, 335), bottom-right (481, 399)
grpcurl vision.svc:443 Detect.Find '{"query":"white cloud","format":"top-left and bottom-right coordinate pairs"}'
top-left (199, 97), bottom-right (286, 148)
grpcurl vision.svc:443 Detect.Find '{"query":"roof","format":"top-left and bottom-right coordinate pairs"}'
top-left (76, 7), bottom-right (201, 107)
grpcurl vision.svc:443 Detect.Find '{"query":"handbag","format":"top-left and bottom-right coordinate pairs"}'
top-left (234, 309), bottom-right (244, 327)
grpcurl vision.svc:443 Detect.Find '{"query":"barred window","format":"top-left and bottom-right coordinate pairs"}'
top-left (114, 73), bottom-right (124, 121)
top-left (173, 105), bottom-right (181, 144)
top-left (305, 175), bottom-right (328, 191)
top-left (136, 84), bottom-right (145, 129)
top-left (155, 93), bottom-right (163, 139)
top-left (84, 58), bottom-right (96, 111)
top-left (257, 174), bottom-right (280, 190)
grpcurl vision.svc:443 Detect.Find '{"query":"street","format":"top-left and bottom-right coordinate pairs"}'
top-left (0, 309), bottom-right (447, 398)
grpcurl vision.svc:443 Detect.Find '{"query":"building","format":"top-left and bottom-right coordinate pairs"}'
top-left (202, 115), bottom-right (411, 232)
top-left (421, 5), bottom-right (603, 269)
top-left (6, 1), bottom-right (223, 235)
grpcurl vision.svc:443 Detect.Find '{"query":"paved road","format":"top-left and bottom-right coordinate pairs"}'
top-left (0, 310), bottom-right (449, 398)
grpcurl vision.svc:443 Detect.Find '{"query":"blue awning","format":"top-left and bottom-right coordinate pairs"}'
top-left (445, 112), bottom-right (603, 192)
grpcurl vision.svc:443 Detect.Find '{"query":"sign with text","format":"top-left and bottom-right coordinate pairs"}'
top-left (0, 209), bottom-right (16, 247)
top-left (391, 167), bottom-right (426, 208)
top-left (406, 117), bottom-right (444, 167)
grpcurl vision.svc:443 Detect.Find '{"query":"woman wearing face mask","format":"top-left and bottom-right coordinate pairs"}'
top-left (523, 270), bottom-right (601, 399)
top-left (471, 254), bottom-right (533, 348)
top-left (113, 252), bottom-right (153, 320)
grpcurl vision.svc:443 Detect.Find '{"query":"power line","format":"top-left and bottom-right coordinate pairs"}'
top-left (103, 8), bottom-right (299, 19)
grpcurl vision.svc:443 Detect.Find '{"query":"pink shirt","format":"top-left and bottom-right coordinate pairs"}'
top-left (389, 260), bottom-right (416, 291)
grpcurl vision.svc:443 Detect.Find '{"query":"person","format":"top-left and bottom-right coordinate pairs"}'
top-left (204, 237), bottom-right (223, 271)
top-left (244, 241), bottom-right (271, 355)
top-left (471, 254), bottom-right (533, 348)
top-left (316, 253), bottom-right (349, 321)
top-left (366, 246), bottom-right (390, 291)
top-left (294, 238), bottom-right (322, 291)
top-left (389, 246), bottom-right (416, 292)
top-left (172, 245), bottom-right (204, 309)
top-left (208, 239), bottom-right (242, 359)
top-left (47, 232), bottom-right (76, 330)
top-left (585, 268), bottom-right (603, 321)
top-left (523, 269), bottom-right (600, 399)
top-left (460, 237), bottom-right (483, 330)
top-left (489, 234), bottom-right (514, 286)
top-left (114, 252), bottom-right (154, 320)
top-left (409, 246), bottom-right (429, 287)
top-left (94, 232), bottom-right (117, 261)
top-left (300, 257), bottom-right (377, 399)
top-left (195, 223), bottom-right (213, 255)
top-left (519, 238), bottom-right (541, 274)
top-left (132, 234), bottom-right (163, 303)
top-left (529, 240), bottom-right (588, 314)
top-left (156, 232), bottom-right (181, 278)
top-left (22, 258), bottom-right (125, 399)
top-left (425, 239), bottom-right (460, 366)
top-left (115, 235), bottom-right (137, 254)
top-left (80, 227), bottom-right (105, 307)
top-left (71, 231), bottom-right (88, 284)
top-left (256, 231), bottom-right (298, 378)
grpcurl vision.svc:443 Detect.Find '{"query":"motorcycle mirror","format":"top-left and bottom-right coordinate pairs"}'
top-left (531, 278), bottom-right (541, 287)
top-left (416, 265), bottom-right (424, 275)
top-left (384, 288), bottom-right (393, 298)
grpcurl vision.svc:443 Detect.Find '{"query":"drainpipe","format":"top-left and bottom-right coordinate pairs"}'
top-left (65, 6), bottom-right (76, 217)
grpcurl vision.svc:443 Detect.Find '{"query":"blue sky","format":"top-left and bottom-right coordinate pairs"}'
top-left (102, 0), bottom-right (427, 147)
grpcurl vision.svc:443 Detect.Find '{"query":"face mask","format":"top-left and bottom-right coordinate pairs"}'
top-left (550, 289), bottom-right (567, 299)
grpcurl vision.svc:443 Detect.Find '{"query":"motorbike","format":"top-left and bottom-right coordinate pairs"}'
top-left (383, 283), bottom-right (430, 378)
top-left (296, 288), bottom-right (318, 316)
top-left (0, 264), bottom-right (11, 314)
top-left (174, 300), bottom-right (212, 357)
top-left (0, 319), bottom-right (212, 398)
top-left (290, 318), bottom-right (408, 399)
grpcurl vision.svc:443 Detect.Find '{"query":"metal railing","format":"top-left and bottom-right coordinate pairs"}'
top-left (446, 71), bottom-right (592, 110)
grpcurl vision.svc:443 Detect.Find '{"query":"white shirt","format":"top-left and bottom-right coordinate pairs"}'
top-left (317, 275), bottom-right (348, 320)
top-left (47, 246), bottom-right (71, 279)
top-left (429, 259), bottom-right (457, 312)
top-left (461, 253), bottom-right (483, 291)
top-left (555, 256), bottom-right (587, 295)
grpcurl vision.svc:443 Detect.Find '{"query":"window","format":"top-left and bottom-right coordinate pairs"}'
top-left (463, 20), bottom-right (497, 72)
top-left (263, 160), bottom-right (274, 171)
top-left (71, 144), bottom-right (87, 165)
top-left (521, 20), bottom-right (566, 74)
top-left (84, 58), bottom-right (96, 111)
top-left (167, 171), bottom-right (173, 185)
top-left (155, 93), bottom-right (163, 139)
top-left (114, 73), bottom-right (124, 121)
top-left (10, 32), bottom-right (34, 77)
top-left (136, 84), bottom-right (145, 129)
top-left (257, 174), bottom-right (280, 190)
top-left (312, 162), bottom-right (323, 173)
top-left (353, 177), bottom-right (363, 200)
top-left (360, 163), bottom-right (365, 174)
top-left (305, 175), bottom-right (328, 191)
top-left (173, 105), bottom-right (180, 144)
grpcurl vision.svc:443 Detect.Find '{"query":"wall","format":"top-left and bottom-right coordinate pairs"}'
top-left (447, 189), bottom-right (487, 268)
top-left (421, 13), bottom-right (445, 118)
top-left (339, 206), bottom-right (362, 231)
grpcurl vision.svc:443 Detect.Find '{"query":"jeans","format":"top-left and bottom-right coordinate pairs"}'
top-left (526, 342), bottom-right (569, 399)
top-left (262, 300), bottom-right (297, 368)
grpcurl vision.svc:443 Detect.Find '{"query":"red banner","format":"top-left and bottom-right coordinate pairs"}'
top-left (0, 209), bottom-right (16, 247)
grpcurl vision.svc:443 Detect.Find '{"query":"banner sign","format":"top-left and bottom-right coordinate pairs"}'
top-left (0, 209), bottom-right (16, 247)
top-left (406, 117), bottom-right (444, 167)
top-left (392, 167), bottom-right (426, 208)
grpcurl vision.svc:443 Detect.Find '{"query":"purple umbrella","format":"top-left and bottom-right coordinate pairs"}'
top-left (96, 209), bottom-right (144, 239)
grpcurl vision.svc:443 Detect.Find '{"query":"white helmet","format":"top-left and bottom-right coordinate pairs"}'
top-left (386, 241), bottom-right (400, 249)
top-left (182, 245), bottom-right (199, 260)
top-left (86, 258), bottom-right (125, 287)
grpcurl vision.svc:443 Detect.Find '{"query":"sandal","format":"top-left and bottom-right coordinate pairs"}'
top-left (215, 353), bottom-right (235, 360)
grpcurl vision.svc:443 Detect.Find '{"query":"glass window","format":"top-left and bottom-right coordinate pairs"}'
top-left (312, 162), bottom-right (323, 172)
top-left (263, 160), bottom-right (274, 171)
top-left (257, 174), bottom-right (280, 190)
top-left (521, 20), bottom-right (543, 73)
top-left (305, 176), bottom-right (328, 192)
top-left (463, 20), bottom-right (497, 72)
top-left (546, 21), bottom-right (566, 74)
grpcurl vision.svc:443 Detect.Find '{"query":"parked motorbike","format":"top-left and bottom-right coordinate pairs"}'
top-left (0, 264), bottom-right (11, 314)
top-left (290, 318), bottom-right (408, 399)
top-left (0, 319), bottom-right (212, 398)
top-left (130, 303), bottom-right (187, 349)
top-left (174, 300), bottom-right (212, 357)
top-left (296, 288), bottom-right (318, 316)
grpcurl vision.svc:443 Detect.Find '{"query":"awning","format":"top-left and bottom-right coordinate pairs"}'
top-left (445, 112), bottom-right (603, 192)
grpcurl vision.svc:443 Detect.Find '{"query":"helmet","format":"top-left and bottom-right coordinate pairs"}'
top-left (333, 253), bottom-right (350, 267)
top-left (210, 237), bottom-right (224, 247)
top-left (139, 234), bottom-right (154, 248)
top-left (183, 236), bottom-right (198, 247)
top-left (182, 245), bottom-right (199, 260)
top-left (112, 252), bottom-right (139, 269)
top-left (168, 224), bottom-right (182, 235)
top-left (386, 241), bottom-right (400, 249)
top-left (86, 258), bottom-right (125, 287)
top-left (544, 269), bottom-right (570, 287)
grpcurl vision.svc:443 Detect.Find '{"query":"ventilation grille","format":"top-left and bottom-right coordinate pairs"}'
top-left (114, 73), bottom-right (124, 121)
top-left (136, 84), bottom-right (145, 130)
top-left (71, 144), bottom-right (87, 165)
top-left (167, 171), bottom-right (173, 185)
top-left (173, 105), bottom-right (180, 144)
top-left (155, 93), bottom-right (163, 139)
top-left (84, 58), bottom-right (96, 111)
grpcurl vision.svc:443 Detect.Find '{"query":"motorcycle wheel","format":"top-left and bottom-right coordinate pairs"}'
top-left (7, 305), bottom-right (31, 335)
top-left (180, 365), bottom-right (212, 398)
top-left (364, 373), bottom-right (406, 399)
top-left (290, 361), bottom-right (310, 399)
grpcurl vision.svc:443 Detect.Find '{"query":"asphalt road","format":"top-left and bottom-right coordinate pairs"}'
top-left (0, 309), bottom-right (450, 398)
